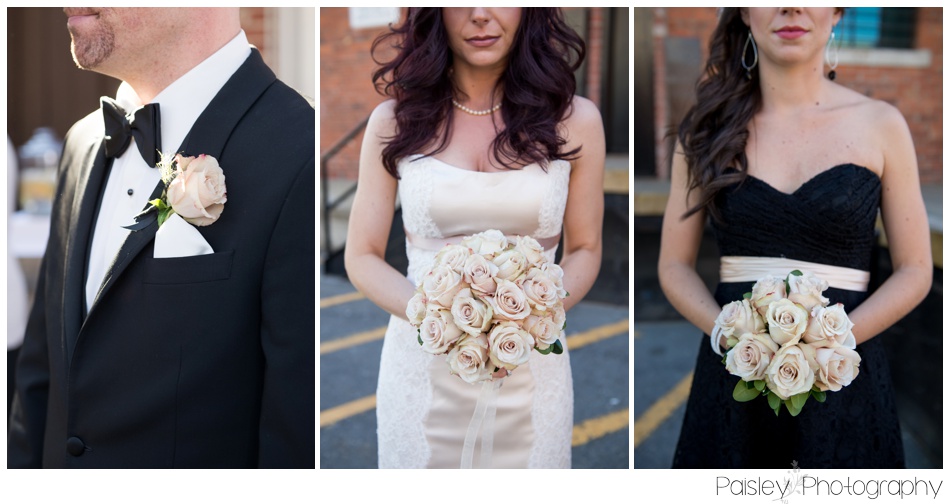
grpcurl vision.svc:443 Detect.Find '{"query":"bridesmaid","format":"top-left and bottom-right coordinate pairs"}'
top-left (659, 7), bottom-right (931, 468)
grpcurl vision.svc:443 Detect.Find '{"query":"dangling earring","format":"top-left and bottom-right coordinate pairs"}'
top-left (741, 30), bottom-right (758, 80)
top-left (825, 30), bottom-right (839, 80)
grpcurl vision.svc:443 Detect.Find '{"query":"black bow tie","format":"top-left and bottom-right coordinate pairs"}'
top-left (100, 96), bottom-right (162, 167)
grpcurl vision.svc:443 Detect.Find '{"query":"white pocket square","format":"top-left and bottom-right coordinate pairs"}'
top-left (153, 212), bottom-right (214, 258)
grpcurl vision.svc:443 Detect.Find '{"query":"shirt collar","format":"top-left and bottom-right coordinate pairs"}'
top-left (114, 30), bottom-right (252, 157)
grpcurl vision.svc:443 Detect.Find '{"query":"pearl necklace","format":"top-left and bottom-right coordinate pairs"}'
top-left (452, 99), bottom-right (501, 116)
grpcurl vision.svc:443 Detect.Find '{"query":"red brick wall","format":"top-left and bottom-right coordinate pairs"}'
top-left (241, 7), bottom-right (266, 58)
top-left (320, 7), bottom-right (397, 180)
top-left (652, 7), bottom-right (942, 184)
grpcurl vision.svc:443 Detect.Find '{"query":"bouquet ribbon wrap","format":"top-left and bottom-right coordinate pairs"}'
top-left (719, 256), bottom-right (869, 292)
top-left (461, 378), bottom-right (504, 469)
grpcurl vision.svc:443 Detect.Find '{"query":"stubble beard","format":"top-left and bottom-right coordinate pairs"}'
top-left (69, 21), bottom-right (116, 70)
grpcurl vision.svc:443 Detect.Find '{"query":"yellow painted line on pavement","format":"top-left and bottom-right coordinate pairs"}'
top-left (567, 319), bottom-right (628, 350)
top-left (572, 408), bottom-right (629, 446)
top-left (320, 326), bottom-right (387, 354)
top-left (633, 371), bottom-right (693, 448)
top-left (321, 395), bottom-right (377, 427)
top-left (320, 291), bottom-right (365, 309)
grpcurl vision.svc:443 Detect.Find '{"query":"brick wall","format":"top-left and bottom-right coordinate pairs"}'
top-left (241, 7), bottom-right (266, 57)
top-left (652, 7), bottom-right (943, 184)
top-left (320, 7), bottom-right (396, 180)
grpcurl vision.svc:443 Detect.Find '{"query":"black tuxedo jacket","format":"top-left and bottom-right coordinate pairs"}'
top-left (8, 49), bottom-right (315, 468)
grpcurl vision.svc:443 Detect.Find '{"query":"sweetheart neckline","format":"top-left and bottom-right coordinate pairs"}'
top-left (404, 154), bottom-right (569, 175)
top-left (745, 163), bottom-right (880, 196)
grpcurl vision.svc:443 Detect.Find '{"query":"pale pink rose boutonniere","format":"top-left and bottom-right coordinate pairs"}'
top-left (151, 152), bottom-right (227, 227)
top-left (125, 152), bottom-right (227, 231)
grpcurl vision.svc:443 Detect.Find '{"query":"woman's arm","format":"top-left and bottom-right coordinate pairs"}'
top-left (343, 100), bottom-right (417, 319)
top-left (847, 103), bottom-right (932, 344)
top-left (558, 96), bottom-right (605, 311)
top-left (657, 143), bottom-right (722, 337)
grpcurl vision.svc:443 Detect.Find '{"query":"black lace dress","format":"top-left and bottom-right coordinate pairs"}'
top-left (672, 164), bottom-right (905, 468)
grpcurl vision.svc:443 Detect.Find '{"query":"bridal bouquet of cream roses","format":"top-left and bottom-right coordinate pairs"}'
top-left (714, 270), bottom-right (861, 416)
top-left (407, 229), bottom-right (567, 384)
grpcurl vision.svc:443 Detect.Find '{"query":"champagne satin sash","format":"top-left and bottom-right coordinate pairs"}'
top-left (406, 232), bottom-right (560, 252)
top-left (719, 256), bottom-right (870, 292)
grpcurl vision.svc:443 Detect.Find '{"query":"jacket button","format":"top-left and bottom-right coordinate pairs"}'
top-left (66, 436), bottom-right (85, 456)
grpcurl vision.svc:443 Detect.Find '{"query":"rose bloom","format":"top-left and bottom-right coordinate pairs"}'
top-left (419, 309), bottom-right (463, 354)
top-left (715, 299), bottom-right (765, 340)
top-left (461, 254), bottom-right (498, 295)
top-left (450, 288), bottom-right (493, 336)
top-left (551, 302), bottom-right (566, 329)
top-left (787, 272), bottom-right (830, 311)
top-left (492, 248), bottom-right (528, 282)
top-left (422, 264), bottom-right (463, 308)
top-left (406, 292), bottom-right (427, 326)
top-left (166, 154), bottom-right (227, 226)
top-left (490, 279), bottom-right (532, 321)
top-left (540, 262), bottom-right (567, 297)
top-left (725, 332), bottom-right (779, 382)
top-left (803, 303), bottom-right (856, 349)
top-left (522, 268), bottom-right (560, 312)
top-left (460, 229), bottom-right (508, 256)
top-left (522, 314), bottom-right (561, 350)
top-left (814, 346), bottom-right (862, 392)
top-left (447, 333), bottom-right (493, 384)
top-left (515, 235), bottom-right (546, 267)
top-left (488, 321), bottom-right (535, 371)
top-left (750, 275), bottom-right (786, 318)
top-left (434, 244), bottom-right (471, 271)
top-left (765, 344), bottom-right (818, 400)
top-left (765, 298), bottom-right (809, 347)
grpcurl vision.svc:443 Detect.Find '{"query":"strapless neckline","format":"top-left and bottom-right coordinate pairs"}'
top-left (406, 154), bottom-right (568, 175)
top-left (745, 163), bottom-right (879, 196)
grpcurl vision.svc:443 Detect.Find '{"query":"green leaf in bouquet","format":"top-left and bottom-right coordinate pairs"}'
top-left (753, 380), bottom-right (766, 392)
top-left (417, 330), bottom-right (423, 346)
top-left (733, 380), bottom-right (760, 402)
top-left (536, 344), bottom-right (555, 355)
top-left (783, 399), bottom-right (802, 416)
top-left (791, 391), bottom-right (809, 409)
top-left (552, 339), bottom-right (564, 355)
top-left (743, 292), bottom-right (752, 300)
top-left (784, 391), bottom-right (810, 416)
top-left (789, 270), bottom-right (803, 277)
top-left (811, 389), bottom-right (827, 403)
top-left (767, 391), bottom-right (782, 414)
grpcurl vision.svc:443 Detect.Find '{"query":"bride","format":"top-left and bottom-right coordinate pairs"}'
top-left (660, 7), bottom-right (932, 468)
top-left (344, 8), bottom-right (605, 468)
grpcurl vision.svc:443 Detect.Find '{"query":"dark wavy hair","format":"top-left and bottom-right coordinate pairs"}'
top-left (677, 8), bottom-right (760, 222)
top-left (678, 7), bottom-right (844, 222)
top-left (371, 7), bottom-right (585, 178)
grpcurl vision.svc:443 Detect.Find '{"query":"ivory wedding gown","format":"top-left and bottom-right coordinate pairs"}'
top-left (375, 154), bottom-right (573, 468)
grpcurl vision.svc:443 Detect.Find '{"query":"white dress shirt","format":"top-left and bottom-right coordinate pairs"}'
top-left (85, 31), bottom-right (252, 313)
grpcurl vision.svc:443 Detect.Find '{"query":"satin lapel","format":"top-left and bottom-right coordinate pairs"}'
top-left (63, 139), bottom-right (110, 360)
top-left (83, 49), bottom-right (276, 322)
